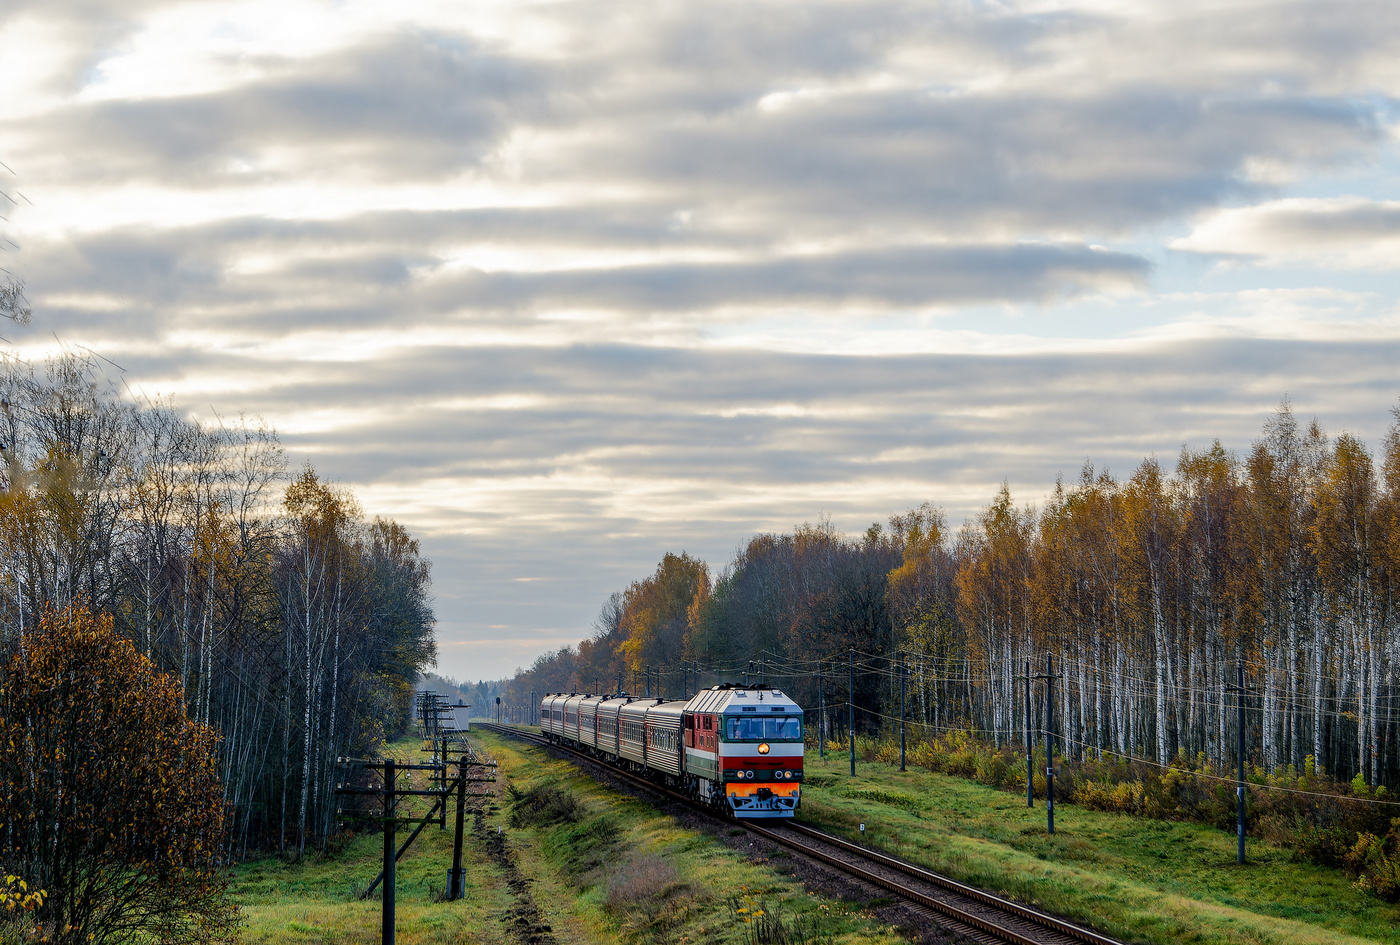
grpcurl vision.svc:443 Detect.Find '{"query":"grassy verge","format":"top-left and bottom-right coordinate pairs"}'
top-left (799, 749), bottom-right (1400, 944)
top-left (231, 735), bottom-right (908, 944)
top-left (232, 738), bottom-right (514, 945)
top-left (476, 729), bottom-right (906, 944)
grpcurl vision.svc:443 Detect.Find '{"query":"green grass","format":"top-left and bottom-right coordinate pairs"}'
top-left (232, 739), bottom-right (513, 944)
top-left (800, 750), bottom-right (1400, 944)
top-left (236, 731), bottom-right (1398, 943)
top-left (478, 730), bottom-right (906, 944)
top-left (229, 735), bottom-right (907, 944)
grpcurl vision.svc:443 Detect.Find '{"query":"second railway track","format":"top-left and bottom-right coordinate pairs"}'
top-left (479, 722), bottom-right (1126, 945)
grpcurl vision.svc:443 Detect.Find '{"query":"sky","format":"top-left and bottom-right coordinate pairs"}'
top-left (2, 0), bottom-right (1399, 682)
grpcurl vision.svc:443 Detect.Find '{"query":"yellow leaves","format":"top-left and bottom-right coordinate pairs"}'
top-left (617, 551), bottom-right (710, 671)
top-left (2, 602), bottom-right (232, 933)
top-left (0, 874), bottom-right (45, 912)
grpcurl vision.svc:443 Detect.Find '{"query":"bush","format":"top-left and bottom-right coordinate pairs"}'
top-left (603, 853), bottom-right (679, 912)
top-left (1343, 820), bottom-right (1400, 902)
top-left (507, 784), bottom-right (583, 828)
top-left (884, 725), bottom-right (1400, 896)
top-left (0, 605), bottom-right (237, 944)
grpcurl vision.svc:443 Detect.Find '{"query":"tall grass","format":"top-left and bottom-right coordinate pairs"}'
top-left (825, 728), bottom-right (1400, 900)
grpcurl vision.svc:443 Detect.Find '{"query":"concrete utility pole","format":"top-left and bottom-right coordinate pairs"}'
top-left (1025, 659), bottom-right (1034, 808)
top-left (818, 662), bottom-right (826, 759)
top-left (849, 649), bottom-right (856, 777)
top-left (1238, 660), bottom-right (1246, 864)
top-left (1046, 653), bottom-right (1056, 835)
top-left (1227, 660), bottom-right (1251, 864)
top-left (899, 652), bottom-right (907, 772)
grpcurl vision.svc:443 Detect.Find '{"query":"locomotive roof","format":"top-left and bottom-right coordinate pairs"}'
top-left (686, 685), bottom-right (802, 715)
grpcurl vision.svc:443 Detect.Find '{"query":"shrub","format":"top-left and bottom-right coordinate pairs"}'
top-left (882, 723), bottom-right (1400, 894)
top-left (507, 784), bottom-right (583, 828)
top-left (1342, 820), bottom-right (1400, 902)
top-left (603, 853), bottom-right (679, 912)
top-left (0, 604), bottom-right (237, 945)
top-left (0, 875), bottom-right (46, 944)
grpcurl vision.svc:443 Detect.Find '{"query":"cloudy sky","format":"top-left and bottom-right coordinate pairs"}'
top-left (3, 0), bottom-right (1399, 681)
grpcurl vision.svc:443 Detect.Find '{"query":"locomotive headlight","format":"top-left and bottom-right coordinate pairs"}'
top-left (758, 743), bottom-right (770, 754)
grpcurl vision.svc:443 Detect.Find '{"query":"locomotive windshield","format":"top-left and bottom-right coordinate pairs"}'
top-left (725, 715), bottom-right (803, 741)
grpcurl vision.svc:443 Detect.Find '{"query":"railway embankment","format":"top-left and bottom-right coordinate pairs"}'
top-left (484, 724), bottom-right (1400, 945)
top-left (794, 749), bottom-right (1400, 945)
top-left (231, 734), bottom-right (919, 943)
top-left (479, 728), bottom-right (923, 943)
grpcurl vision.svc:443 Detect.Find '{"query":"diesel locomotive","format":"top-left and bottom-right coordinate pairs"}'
top-left (539, 684), bottom-right (804, 818)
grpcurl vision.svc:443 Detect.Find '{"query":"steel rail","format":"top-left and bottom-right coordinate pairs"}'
top-left (771, 821), bottom-right (1122, 945)
top-left (478, 723), bottom-right (1124, 945)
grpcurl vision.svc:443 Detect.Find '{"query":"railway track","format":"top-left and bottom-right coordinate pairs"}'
top-left (478, 722), bottom-right (1126, 945)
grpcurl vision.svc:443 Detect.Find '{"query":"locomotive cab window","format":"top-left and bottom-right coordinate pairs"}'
top-left (724, 715), bottom-right (803, 741)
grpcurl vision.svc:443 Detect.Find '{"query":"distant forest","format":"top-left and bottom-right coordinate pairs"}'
top-left (504, 400), bottom-right (1400, 789)
top-left (0, 351), bottom-right (436, 858)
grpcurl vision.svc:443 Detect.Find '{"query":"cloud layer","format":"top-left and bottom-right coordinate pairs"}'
top-left (3, 0), bottom-right (1400, 678)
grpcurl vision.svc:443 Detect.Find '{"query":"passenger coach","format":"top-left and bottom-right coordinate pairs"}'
top-left (539, 684), bottom-right (804, 818)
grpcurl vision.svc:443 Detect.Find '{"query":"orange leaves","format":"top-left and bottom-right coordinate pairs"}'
top-left (886, 503), bottom-right (950, 640)
top-left (1310, 433), bottom-right (1378, 605)
top-left (617, 552), bottom-right (710, 673)
top-left (283, 463), bottom-right (362, 541)
top-left (0, 603), bottom-right (236, 944)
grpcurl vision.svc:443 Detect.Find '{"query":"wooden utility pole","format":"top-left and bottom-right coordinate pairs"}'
top-left (449, 755), bottom-right (467, 898)
top-left (382, 759), bottom-right (396, 945)
top-left (337, 716), bottom-right (499, 939)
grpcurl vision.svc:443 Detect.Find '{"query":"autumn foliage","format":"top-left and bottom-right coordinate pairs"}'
top-left (504, 399), bottom-right (1400, 899)
top-left (0, 352), bottom-right (436, 857)
top-left (0, 604), bottom-right (237, 944)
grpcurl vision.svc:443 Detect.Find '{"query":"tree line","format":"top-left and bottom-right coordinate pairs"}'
top-left (502, 399), bottom-right (1400, 790)
top-left (0, 350), bottom-right (436, 858)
